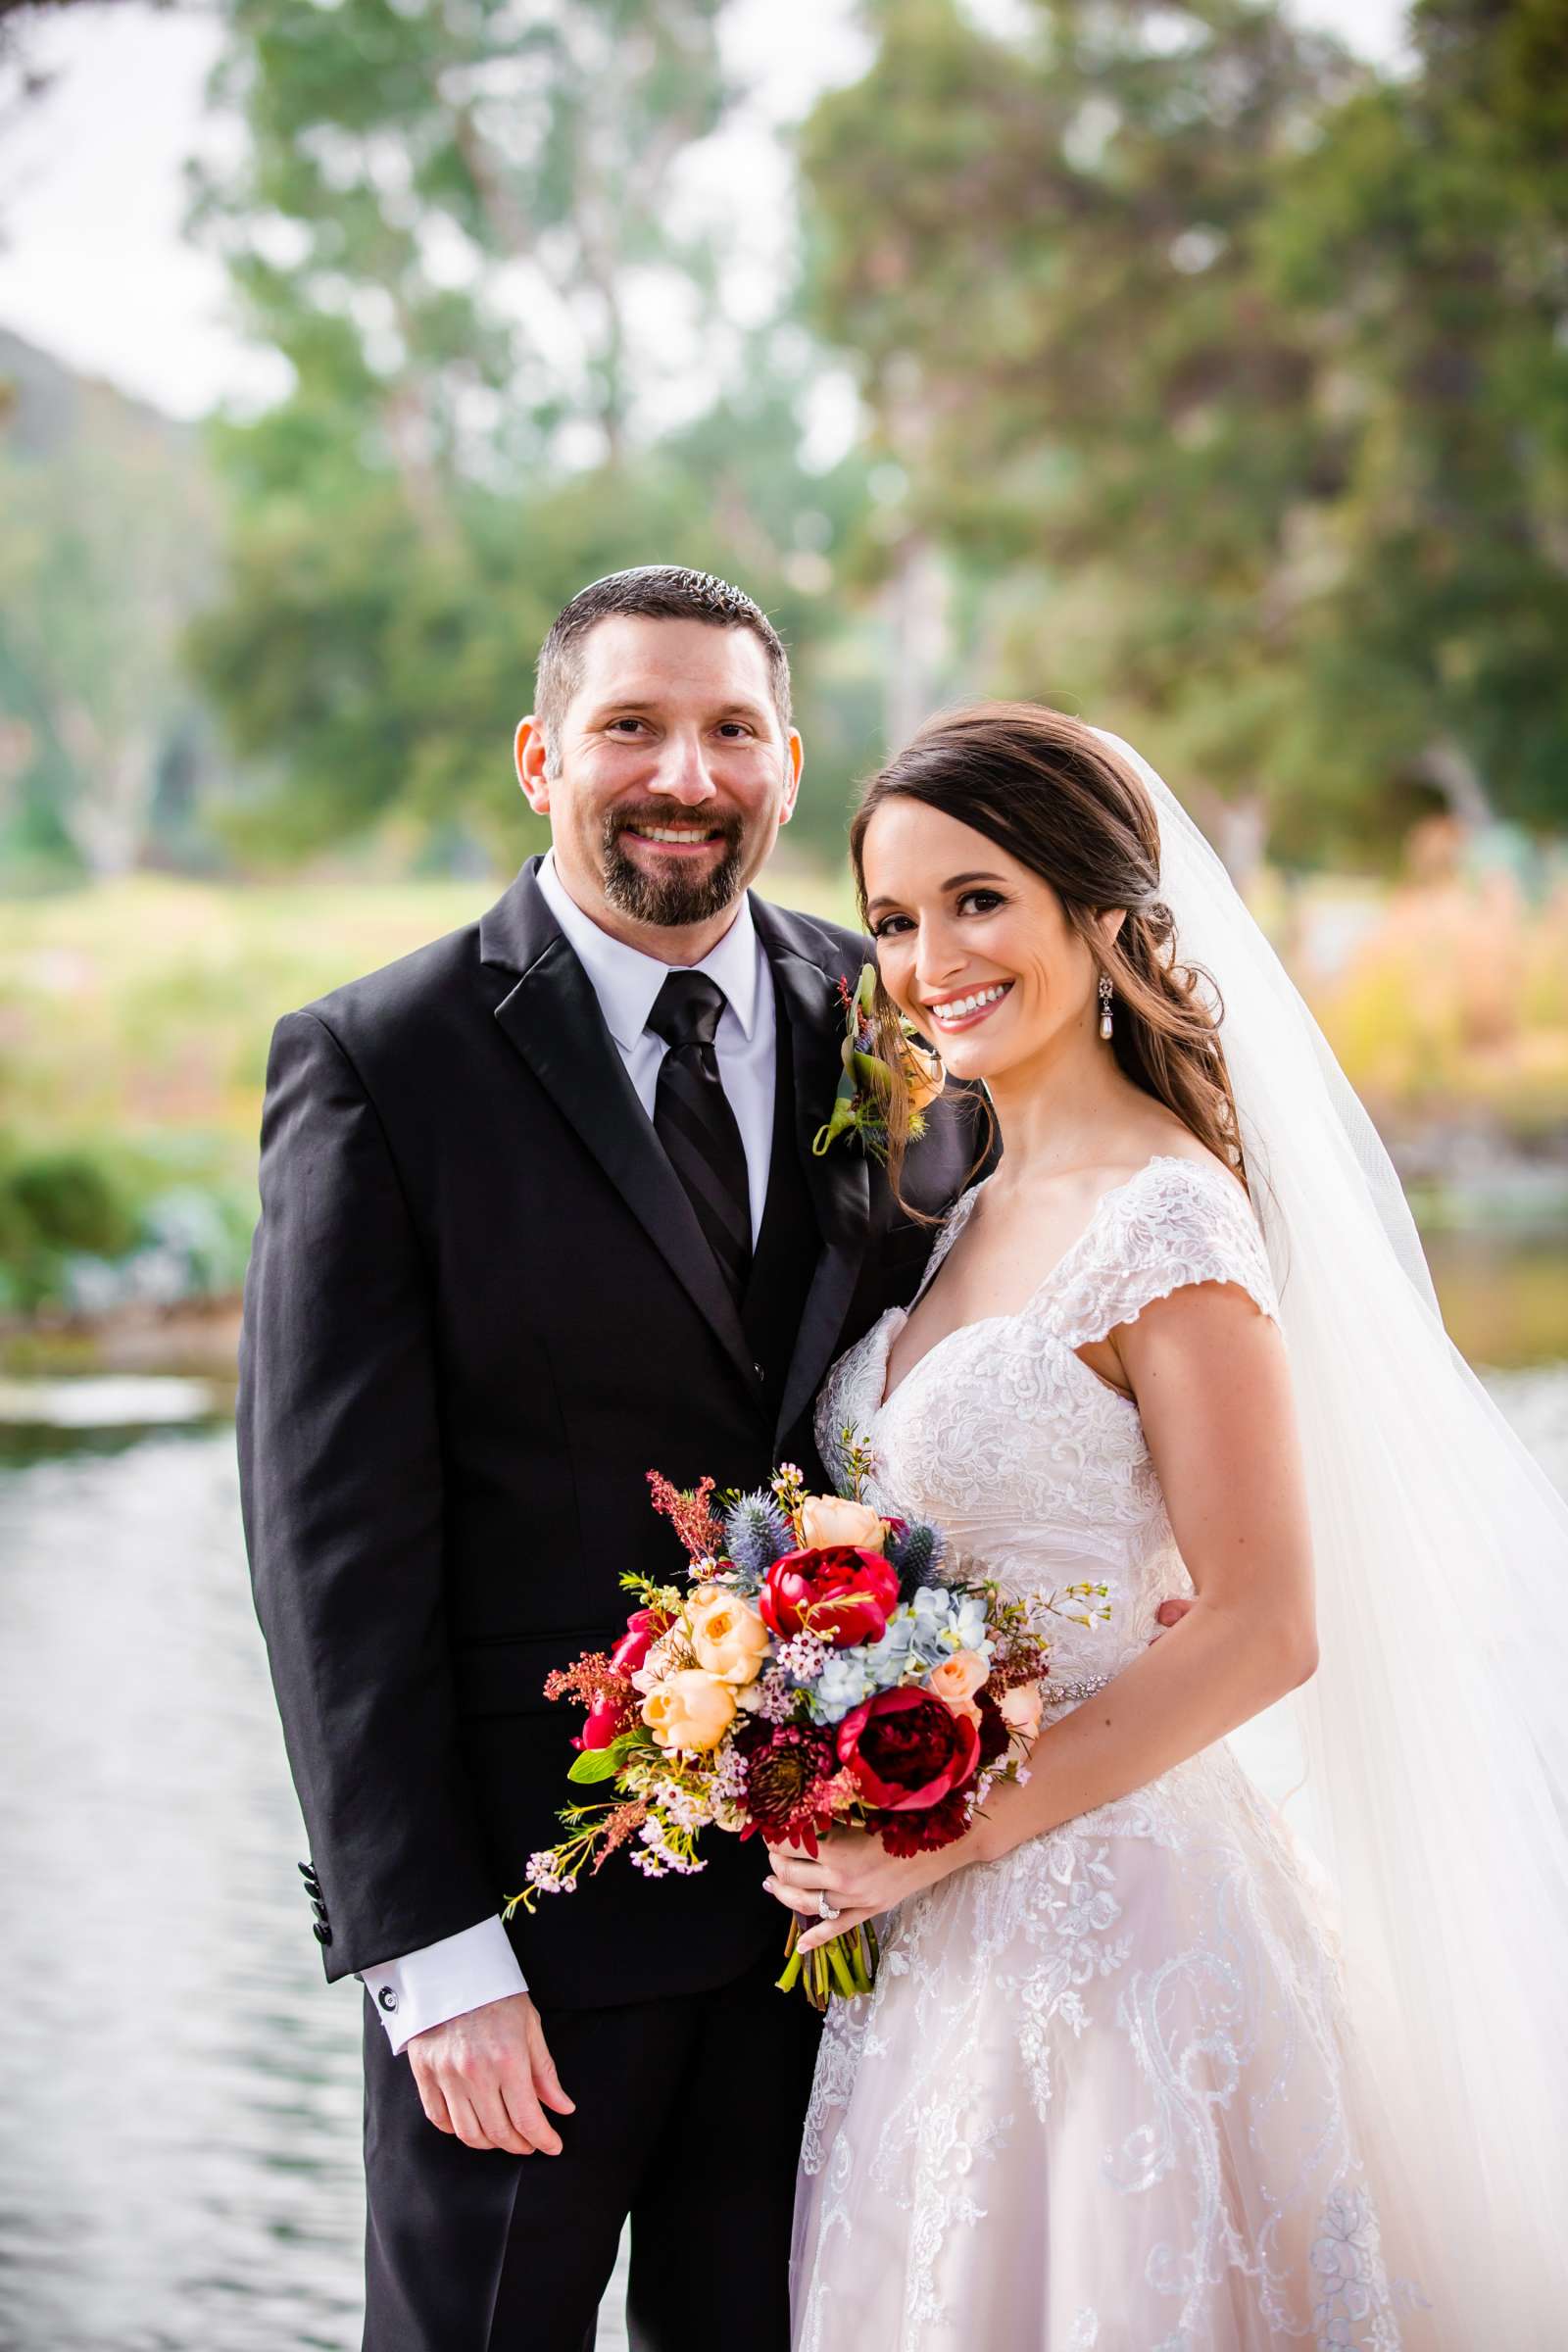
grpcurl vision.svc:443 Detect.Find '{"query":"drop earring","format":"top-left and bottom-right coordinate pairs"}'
top-left (1098, 974), bottom-right (1114, 1041)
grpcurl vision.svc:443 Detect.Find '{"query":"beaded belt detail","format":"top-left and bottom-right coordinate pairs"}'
top-left (1040, 1672), bottom-right (1113, 1706)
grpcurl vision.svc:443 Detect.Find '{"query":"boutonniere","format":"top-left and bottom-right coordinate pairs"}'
top-left (812, 963), bottom-right (945, 1161)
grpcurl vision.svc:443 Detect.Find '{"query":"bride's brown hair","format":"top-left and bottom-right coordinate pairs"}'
top-left (849, 702), bottom-right (1247, 1201)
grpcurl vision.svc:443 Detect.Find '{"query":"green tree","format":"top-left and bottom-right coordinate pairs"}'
top-left (186, 0), bottom-right (728, 860)
top-left (0, 336), bottom-right (219, 878)
top-left (1258, 0), bottom-right (1568, 850)
top-left (189, 0), bottom-right (879, 866)
top-left (193, 0), bottom-right (732, 487)
top-left (802, 0), bottom-right (1568, 865)
top-left (190, 348), bottom-right (881, 867)
top-left (801, 0), bottom-right (1362, 869)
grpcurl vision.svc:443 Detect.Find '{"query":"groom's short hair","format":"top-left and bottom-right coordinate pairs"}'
top-left (533, 566), bottom-right (793, 769)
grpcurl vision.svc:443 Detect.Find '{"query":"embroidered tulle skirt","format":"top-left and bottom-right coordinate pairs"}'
top-left (790, 1740), bottom-right (1428, 2352)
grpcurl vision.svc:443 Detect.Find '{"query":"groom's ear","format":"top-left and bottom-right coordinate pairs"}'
top-left (515, 716), bottom-right (552, 814)
top-left (778, 728), bottom-right (804, 826)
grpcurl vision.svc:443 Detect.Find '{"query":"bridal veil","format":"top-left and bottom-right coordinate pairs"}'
top-left (1095, 730), bottom-right (1568, 2341)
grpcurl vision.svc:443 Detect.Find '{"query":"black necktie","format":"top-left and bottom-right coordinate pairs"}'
top-left (648, 970), bottom-right (753, 1299)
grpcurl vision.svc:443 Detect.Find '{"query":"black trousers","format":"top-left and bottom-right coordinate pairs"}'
top-left (362, 1946), bottom-right (822, 2351)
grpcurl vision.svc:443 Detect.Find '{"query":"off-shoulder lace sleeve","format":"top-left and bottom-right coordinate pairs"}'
top-left (1049, 1156), bottom-right (1279, 1349)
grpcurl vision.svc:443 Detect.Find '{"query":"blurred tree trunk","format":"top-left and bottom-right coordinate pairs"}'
top-left (882, 532), bottom-right (948, 751)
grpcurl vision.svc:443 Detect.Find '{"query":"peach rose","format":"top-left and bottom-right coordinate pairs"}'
top-left (687, 1588), bottom-right (769, 1687)
top-left (643, 1669), bottom-right (737, 1754)
top-left (927, 1649), bottom-right (988, 1710)
top-left (798, 1494), bottom-right (887, 1553)
top-left (999, 1681), bottom-right (1044, 1742)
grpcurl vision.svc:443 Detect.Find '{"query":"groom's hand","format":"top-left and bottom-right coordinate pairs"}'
top-left (407, 1990), bottom-right (575, 2156)
top-left (1152, 1596), bottom-right (1194, 1637)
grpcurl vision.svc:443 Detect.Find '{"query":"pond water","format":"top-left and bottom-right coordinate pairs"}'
top-left (2, 1268), bottom-right (1565, 2349)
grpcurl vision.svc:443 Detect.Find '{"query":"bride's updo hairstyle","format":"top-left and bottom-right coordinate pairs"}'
top-left (849, 702), bottom-right (1247, 1200)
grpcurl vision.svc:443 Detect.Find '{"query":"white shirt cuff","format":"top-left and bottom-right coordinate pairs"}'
top-left (360, 1916), bottom-right (527, 2056)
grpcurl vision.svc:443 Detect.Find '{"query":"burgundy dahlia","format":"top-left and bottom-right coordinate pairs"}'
top-left (879, 1784), bottom-right (974, 1856)
top-left (739, 1722), bottom-right (838, 1848)
top-left (975, 1687), bottom-right (1010, 1770)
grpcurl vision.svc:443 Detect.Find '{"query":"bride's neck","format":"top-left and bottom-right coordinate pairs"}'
top-left (982, 1025), bottom-right (1134, 1187)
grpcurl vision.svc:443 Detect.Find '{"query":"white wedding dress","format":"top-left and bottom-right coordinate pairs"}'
top-left (793, 1153), bottom-right (1424, 2351)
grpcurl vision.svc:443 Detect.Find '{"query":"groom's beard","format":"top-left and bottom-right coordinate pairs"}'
top-left (600, 804), bottom-right (753, 929)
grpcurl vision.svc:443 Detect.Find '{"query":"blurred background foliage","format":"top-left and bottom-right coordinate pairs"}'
top-left (2, 0), bottom-right (1567, 1327)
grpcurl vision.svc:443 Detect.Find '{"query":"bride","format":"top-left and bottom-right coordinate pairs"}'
top-left (764, 705), bottom-right (1568, 2348)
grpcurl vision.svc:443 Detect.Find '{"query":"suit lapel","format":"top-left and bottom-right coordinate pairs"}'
top-left (480, 862), bottom-right (762, 1397)
top-left (756, 906), bottom-right (873, 1447)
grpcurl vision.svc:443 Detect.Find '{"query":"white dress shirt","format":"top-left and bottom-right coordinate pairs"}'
top-left (362, 850), bottom-right (778, 2051)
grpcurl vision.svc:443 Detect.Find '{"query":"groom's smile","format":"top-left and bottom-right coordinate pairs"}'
top-left (622, 822), bottom-right (725, 849)
top-left (615, 812), bottom-right (734, 858)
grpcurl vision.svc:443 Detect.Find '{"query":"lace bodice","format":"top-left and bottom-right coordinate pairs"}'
top-left (815, 1154), bottom-right (1279, 1682)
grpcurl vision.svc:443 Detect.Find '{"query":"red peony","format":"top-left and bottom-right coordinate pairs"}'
top-left (760, 1545), bottom-right (899, 1649)
top-left (836, 1686), bottom-right (981, 1812)
top-left (567, 1607), bottom-right (668, 1750)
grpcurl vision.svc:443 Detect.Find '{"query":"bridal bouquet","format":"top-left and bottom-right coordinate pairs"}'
top-left (505, 1443), bottom-right (1106, 2007)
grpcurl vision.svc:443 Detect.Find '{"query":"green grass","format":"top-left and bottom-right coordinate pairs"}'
top-left (0, 876), bottom-right (498, 1311)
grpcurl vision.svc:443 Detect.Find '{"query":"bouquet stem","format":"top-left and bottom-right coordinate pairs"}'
top-left (776, 1915), bottom-right (880, 2008)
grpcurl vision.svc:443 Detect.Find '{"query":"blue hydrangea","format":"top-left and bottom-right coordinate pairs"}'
top-left (900, 1584), bottom-right (994, 1670)
top-left (722, 1492), bottom-right (791, 1589)
top-left (808, 1651), bottom-right (874, 1726)
top-left (951, 1594), bottom-right (993, 1656)
top-left (861, 1609), bottom-right (920, 1690)
top-left (906, 1585), bottom-right (958, 1659)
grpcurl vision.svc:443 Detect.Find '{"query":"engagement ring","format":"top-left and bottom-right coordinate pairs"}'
top-left (817, 1890), bottom-right (840, 1922)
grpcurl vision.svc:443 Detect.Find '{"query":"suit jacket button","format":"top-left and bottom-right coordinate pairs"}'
top-left (313, 1921), bottom-right (333, 1946)
top-left (753, 1360), bottom-right (764, 1382)
top-left (378, 1986), bottom-right (398, 2013)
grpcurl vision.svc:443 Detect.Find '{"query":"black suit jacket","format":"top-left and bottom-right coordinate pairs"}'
top-left (236, 859), bottom-right (979, 2008)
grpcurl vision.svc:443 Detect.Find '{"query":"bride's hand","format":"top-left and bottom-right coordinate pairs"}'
top-left (764, 1826), bottom-right (964, 1954)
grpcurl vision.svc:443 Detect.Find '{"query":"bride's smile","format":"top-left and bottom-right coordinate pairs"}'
top-left (920, 977), bottom-right (1012, 1032)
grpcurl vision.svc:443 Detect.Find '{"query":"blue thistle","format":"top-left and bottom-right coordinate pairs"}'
top-left (723, 1492), bottom-right (792, 1587)
top-left (888, 1518), bottom-right (946, 1596)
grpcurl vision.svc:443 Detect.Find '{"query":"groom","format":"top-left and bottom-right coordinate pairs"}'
top-left (236, 565), bottom-right (976, 2350)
